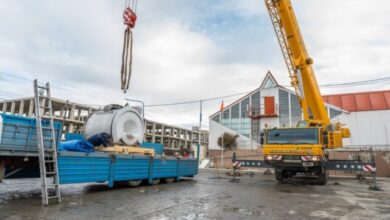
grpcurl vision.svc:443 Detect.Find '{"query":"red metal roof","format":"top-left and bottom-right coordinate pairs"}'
top-left (322, 90), bottom-right (390, 112)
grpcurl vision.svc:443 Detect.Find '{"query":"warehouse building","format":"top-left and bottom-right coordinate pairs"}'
top-left (208, 71), bottom-right (390, 151)
top-left (323, 90), bottom-right (390, 146)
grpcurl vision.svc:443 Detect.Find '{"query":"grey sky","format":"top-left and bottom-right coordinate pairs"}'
top-left (1, 0), bottom-right (389, 128)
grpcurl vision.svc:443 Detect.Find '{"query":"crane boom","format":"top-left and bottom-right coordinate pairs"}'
top-left (265, 0), bottom-right (329, 126)
top-left (261, 0), bottom-right (350, 184)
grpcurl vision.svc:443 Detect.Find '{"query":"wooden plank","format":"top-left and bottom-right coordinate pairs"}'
top-left (96, 145), bottom-right (155, 156)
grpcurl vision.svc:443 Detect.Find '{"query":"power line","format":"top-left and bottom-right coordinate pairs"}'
top-left (1, 71), bottom-right (113, 103)
top-left (145, 91), bottom-right (250, 107)
top-left (0, 89), bottom-right (28, 97)
top-left (2, 71), bottom-right (390, 108)
top-left (282, 76), bottom-right (390, 88)
top-left (145, 76), bottom-right (390, 107)
top-left (321, 76), bottom-right (390, 88)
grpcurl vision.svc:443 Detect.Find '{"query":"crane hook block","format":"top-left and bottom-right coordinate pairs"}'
top-left (123, 7), bottom-right (137, 28)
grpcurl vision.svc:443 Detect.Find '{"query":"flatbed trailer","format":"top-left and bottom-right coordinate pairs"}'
top-left (58, 151), bottom-right (198, 187)
top-left (0, 113), bottom-right (198, 187)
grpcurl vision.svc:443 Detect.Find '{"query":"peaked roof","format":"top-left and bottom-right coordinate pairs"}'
top-left (260, 71), bottom-right (279, 89)
top-left (209, 71), bottom-right (284, 118)
top-left (322, 90), bottom-right (390, 112)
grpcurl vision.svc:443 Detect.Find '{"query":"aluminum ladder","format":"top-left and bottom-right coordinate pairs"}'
top-left (33, 79), bottom-right (61, 205)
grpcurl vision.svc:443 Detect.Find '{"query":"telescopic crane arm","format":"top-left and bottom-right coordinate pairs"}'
top-left (265, 0), bottom-right (329, 126)
top-left (265, 0), bottom-right (350, 148)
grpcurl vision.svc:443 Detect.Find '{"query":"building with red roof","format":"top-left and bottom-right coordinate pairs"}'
top-left (323, 90), bottom-right (390, 146)
top-left (323, 90), bottom-right (390, 112)
top-left (208, 72), bottom-right (390, 150)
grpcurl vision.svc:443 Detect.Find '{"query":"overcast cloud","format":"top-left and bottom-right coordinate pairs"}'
top-left (1, 0), bottom-right (389, 128)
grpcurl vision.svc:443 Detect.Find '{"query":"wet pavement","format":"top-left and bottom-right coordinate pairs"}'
top-left (0, 170), bottom-right (390, 220)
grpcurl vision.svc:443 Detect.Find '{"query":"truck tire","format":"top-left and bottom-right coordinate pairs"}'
top-left (164, 178), bottom-right (175, 183)
top-left (151, 178), bottom-right (161, 185)
top-left (128, 180), bottom-right (143, 187)
top-left (275, 171), bottom-right (284, 182)
top-left (318, 169), bottom-right (328, 185)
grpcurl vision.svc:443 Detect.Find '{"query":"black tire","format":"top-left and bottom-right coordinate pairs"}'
top-left (318, 169), bottom-right (328, 185)
top-left (151, 179), bottom-right (161, 185)
top-left (275, 171), bottom-right (283, 182)
top-left (164, 178), bottom-right (175, 183)
top-left (128, 180), bottom-right (143, 187)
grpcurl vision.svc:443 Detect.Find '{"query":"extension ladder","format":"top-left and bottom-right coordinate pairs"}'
top-left (33, 80), bottom-right (61, 205)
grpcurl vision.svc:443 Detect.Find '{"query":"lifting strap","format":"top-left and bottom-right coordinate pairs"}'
top-left (121, 1), bottom-right (137, 93)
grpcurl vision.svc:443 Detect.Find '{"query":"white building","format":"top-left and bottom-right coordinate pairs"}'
top-left (208, 71), bottom-right (390, 150)
top-left (323, 91), bottom-right (390, 146)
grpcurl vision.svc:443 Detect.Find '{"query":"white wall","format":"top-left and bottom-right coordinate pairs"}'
top-left (208, 120), bottom-right (255, 150)
top-left (335, 110), bottom-right (390, 146)
top-left (208, 87), bottom-right (282, 150)
top-left (191, 143), bottom-right (207, 159)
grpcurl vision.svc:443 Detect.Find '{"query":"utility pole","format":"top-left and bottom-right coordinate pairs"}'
top-left (220, 106), bottom-right (224, 168)
top-left (198, 100), bottom-right (202, 163)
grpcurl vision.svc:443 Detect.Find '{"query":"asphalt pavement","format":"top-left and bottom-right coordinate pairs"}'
top-left (0, 170), bottom-right (389, 220)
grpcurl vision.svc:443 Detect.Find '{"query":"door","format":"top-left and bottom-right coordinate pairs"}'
top-left (264, 96), bottom-right (275, 115)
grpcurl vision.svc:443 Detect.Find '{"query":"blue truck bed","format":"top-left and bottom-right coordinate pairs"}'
top-left (1, 113), bottom-right (199, 186)
top-left (58, 151), bottom-right (198, 187)
top-left (0, 113), bottom-right (62, 156)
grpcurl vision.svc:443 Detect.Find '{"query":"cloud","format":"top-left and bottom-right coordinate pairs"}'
top-left (293, 0), bottom-right (390, 93)
top-left (1, 0), bottom-right (390, 128)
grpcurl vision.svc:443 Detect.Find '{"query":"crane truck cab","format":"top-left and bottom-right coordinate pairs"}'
top-left (262, 126), bottom-right (328, 184)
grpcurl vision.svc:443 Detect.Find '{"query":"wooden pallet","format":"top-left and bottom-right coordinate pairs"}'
top-left (95, 145), bottom-right (155, 156)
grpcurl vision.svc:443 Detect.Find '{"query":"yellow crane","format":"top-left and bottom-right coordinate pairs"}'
top-left (261, 0), bottom-right (350, 184)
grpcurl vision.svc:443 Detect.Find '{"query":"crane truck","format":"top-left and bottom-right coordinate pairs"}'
top-left (259, 0), bottom-right (350, 185)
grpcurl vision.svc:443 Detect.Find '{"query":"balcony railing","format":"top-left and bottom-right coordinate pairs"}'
top-left (248, 104), bottom-right (279, 119)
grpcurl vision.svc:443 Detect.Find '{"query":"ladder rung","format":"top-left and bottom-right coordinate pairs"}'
top-left (45, 184), bottom-right (59, 187)
top-left (44, 149), bottom-right (56, 152)
top-left (38, 86), bottom-right (48, 90)
top-left (46, 171), bottom-right (57, 175)
top-left (40, 106), bottom-right (51, 109)
top-left (43, 137), bottom-right (54, 141)
top-left (42, 127), bottom-right (53, 130)
top-left (48, 196), bottom-right (60, 199)
top-left (45, 160), bottom-right (56, 163)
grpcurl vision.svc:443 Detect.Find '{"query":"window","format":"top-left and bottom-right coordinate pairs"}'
top-left (263, 78), bottom-right (276, 89)
top-left (241, 98), bottom-right (250, 118)
top-left (231, 104), bottom-right (240, 132)
top-left (212, 114), bottom-right (220, 123)
top-left (240, 97), bottom-right (250, 137)
top-left (329, 108), bottom-right (342, 119)
top-left (290, 94), bottom-right (302, 126)
top-left (231, 104), bottom-right (239, 119)
top-left (251, 91), bottom-right (261, 108)
top-left (279, 90), bottom-right (289, 127)
top-left (222, 109), bottom-right (230, 127)
top-left (266, 128), bottom-right (319, 144)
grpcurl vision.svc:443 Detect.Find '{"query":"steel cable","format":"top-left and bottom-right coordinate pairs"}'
top-left (121, 27), bottom-right (133, 93)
